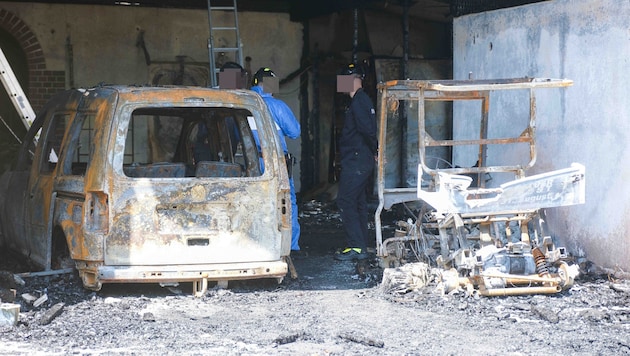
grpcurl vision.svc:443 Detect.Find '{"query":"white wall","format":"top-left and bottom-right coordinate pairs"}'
top-left (453, 0), bottom-right (630, 270)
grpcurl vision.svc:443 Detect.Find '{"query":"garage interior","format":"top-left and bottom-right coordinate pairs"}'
top-left (1, 3), bottom-right (629, 353)
top-left (0, 0), bottom-right (628, 273)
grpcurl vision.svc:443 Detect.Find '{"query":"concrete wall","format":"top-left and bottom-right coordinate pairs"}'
top-left (1, 3), bottom-right (302, 88)
top-left (453, 0), bottom-right (630, 270)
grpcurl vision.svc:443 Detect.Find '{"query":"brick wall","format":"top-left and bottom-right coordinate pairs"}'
top-left (0, 8), bottom-right (65, 112)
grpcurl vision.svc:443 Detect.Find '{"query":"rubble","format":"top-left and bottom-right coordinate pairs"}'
top-left (0, 201), bottom-right (628, 355)
top-left (380, 262), bottom-right (432, 295)
top-left (0, 303), bottom-right (19, 326)
top-left (20, 293), bottom-right (37, 304)
top-left (38, 303), bottom-right (64, 326)
top-left (32, 294), bottom-right (48, 308)
top-left (530, 305), bottom-right (559, 323)
top-left (339, 332), bottom-right (384, 348)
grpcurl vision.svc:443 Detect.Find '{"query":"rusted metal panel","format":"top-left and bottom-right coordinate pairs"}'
top-left (382, 77), bottom-right (574, 91)
top-left (417, 163), bottom-right (585, 215)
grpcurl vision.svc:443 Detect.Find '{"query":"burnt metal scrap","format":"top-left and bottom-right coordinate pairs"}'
top-left (375, 78), bottom-right (584, 297)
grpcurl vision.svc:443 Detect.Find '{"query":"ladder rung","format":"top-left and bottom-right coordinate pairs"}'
top-left (212, 47), bottom-right (240, 52)
top-left (208, 0), bottom-right (241, 88)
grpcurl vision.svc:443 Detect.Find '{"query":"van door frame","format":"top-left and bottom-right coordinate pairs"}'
top-left (26, 111), bottom-right (73, 269)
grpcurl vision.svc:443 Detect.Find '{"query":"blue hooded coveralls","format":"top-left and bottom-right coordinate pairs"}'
top-left (251, 85), bottom-right (302, 251)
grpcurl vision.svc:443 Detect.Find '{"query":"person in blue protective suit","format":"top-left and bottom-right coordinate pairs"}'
top-left (334, 63), bottom-right (378, 261)
top-left (250, 67), bottom-right (302, 253)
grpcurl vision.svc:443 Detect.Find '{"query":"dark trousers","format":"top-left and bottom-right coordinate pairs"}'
top-left (337, 161), bottom-right (373, 250)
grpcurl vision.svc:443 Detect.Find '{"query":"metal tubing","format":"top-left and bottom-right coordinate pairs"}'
top-left (17, 268), bottom-right (74, 278)
top-left (482, 272), bottom-right (560, 284)
top-left (399, 0), bottom-right (410, 187)
top-left (375, 85), bottom-right (390, 256)
top-left (480, 285), bottom-right (561, 296)
top-left (193, 276), bottom-right (208, 298)
top-left (381, 234), bottom-right (422, 257)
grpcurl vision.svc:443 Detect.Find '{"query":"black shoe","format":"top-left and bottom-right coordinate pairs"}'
top-left (334, 247), bottom-right (368, 261)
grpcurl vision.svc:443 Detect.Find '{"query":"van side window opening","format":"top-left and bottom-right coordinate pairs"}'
top-left (76, 114), bottom-right (96, 164)
top-left (40, 113), bottom-right (70, 174)
top-left (62, 113), bottom-right (97, 176)
top-left (122, 107), bottom-right (262, 178)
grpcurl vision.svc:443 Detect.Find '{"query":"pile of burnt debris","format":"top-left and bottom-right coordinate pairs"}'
top-left (2, 199), bottom-right (629, 330)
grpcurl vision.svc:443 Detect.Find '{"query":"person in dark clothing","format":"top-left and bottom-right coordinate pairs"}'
top-left (335, 63), bottom-right (378, 261)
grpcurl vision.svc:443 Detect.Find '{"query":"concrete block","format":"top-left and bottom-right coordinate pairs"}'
top-left (21, 293), bottom-right (37, 304)
top-left (0, 303), bottom-right (20, 327)
top-left (39, 303), bottom-right (64, 325)
top-left (33, 294), bottom-right (48, 308)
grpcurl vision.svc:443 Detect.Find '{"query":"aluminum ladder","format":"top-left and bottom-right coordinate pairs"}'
top-left (207, 0), bottom-right (243, 87)
top-left (0, 47), bottom-right (35, 132)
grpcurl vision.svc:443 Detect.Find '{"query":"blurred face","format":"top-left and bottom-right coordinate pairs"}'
top-left (261, 76), bottom-right (279, 94)
top-left (336, 74), bottom-right (362, 94)
top-left (348, 75), bottom-right (363, 97)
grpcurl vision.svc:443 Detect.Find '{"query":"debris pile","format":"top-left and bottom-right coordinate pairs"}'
top-left (0, 201), bottom-right (629, 355)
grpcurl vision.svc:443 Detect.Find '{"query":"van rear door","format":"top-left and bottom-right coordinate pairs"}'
top-left (101, 92), bottom-right (290, 268)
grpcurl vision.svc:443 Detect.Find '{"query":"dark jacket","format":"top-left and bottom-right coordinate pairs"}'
top-left (339, 88), bottom-right (378, 167)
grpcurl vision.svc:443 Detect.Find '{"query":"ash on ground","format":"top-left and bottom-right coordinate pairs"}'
top-left (1, 200), bottom-right (629, 355)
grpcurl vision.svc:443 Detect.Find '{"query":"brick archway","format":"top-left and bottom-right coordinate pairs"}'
top-left (0, 8), bottom-right (65, 111)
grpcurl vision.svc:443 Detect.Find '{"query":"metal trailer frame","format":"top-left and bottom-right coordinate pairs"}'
top-left (374, 78), bottom-right (585, 296)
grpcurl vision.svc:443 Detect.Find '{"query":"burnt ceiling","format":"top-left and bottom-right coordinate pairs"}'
top-left (0, 0), bottom-right (549, 23)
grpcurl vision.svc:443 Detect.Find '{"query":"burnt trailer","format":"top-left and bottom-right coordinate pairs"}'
top-left (375, 78), bottom-right (585, 296)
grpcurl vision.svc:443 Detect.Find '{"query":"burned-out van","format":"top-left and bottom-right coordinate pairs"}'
top-left (0, 85), bottom-right (292, 293)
